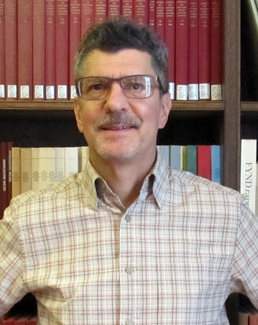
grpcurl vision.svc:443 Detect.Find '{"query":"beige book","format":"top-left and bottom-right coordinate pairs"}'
top-left (20, 148), bottom-right (32, 194)
top-left (11, 147), bottom-right (21, 198)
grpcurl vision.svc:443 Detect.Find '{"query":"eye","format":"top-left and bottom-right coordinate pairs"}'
top-left (88, 82), bottom-right (107, 91)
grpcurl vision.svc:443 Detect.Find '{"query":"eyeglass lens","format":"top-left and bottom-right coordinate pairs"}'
top-left (78, 75), bottom-right (155, 100)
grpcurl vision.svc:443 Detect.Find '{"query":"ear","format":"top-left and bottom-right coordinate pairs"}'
top-left (74, 97), bottom-right (84, 133)
top-left (158, 92), bottom-right (171, 129)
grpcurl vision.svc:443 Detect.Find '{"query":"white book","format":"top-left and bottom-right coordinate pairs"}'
top-left (159, 145), bottom-right (170, 166)
top-left (12, 147), bottom-right (21, 198)
top-left (78, 146), bottom-right (87, 172)
top-left (20, 148), bottom-right (32, 194)
top-left (38, 147), bottom-right (56, 190)
top-left (55, 147), bottom-right (65, 182)
top-left (65, 147), bottom-right (79, 178)
top-left (170, 145), bottom-right (181, 170)
top-left (31, 147), bottom-right (40, 191)
top-left (240, 139), bottom-right (257, 214)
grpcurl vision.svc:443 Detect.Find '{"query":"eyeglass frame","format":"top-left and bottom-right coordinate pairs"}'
top-left (75, 74), bottom-right (164, 100)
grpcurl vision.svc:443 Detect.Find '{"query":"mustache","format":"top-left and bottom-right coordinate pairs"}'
top-left (95, 112), bottom-right (141, 129)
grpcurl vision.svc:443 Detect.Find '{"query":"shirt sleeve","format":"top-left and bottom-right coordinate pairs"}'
top-left (0, 204), bottom-right (28, 317)
top-left (231, 203), bottom-right (258, 308)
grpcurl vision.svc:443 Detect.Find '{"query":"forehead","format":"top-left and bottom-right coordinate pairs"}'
top-left (82, 49), bottom-right (155, 77)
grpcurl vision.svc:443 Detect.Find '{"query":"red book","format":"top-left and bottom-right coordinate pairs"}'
top-left (33, 0), bottom-right (45, 100)
top-left (81, 0), bottom-right (95, 37)
top-left (250, 314), bottom-right (258, 325)
top-left (188, 0), bottom-right (199, 100)
top-left (122, 0), bottom-right (133, 19)
top-left (156, 0), bottom-right (165, 40)
top-left (108, 0), bottom-right (121, 18)
top-left (26, 318), bottom-right (37, 325)
top-left (18, 0), bottom-right (33, 99)
top-left (70, 0), bottom-right (81, 99)
top-left (95, 0), bottom-right (107, 24)
top-left (165, 0), bottom-right (175, 100)
top-left (198, 0), bottom-right (211, 100)
top-left (175, 0), bottom-right (188, 100)
top-left (148, 0), bottom-right (155, 28)
top-left (197, 145), bottom-right (211, 180)
top-left (134, 0), bottom-right (148, 25)
top-left (0, 0), bottom-right (5, 99)
top-left (5, 0), bottom-right (18, 99)
top-left (0, 317), bottom-right (16, 325)
top-left (46, 0), bottom-right (56, 99)
top-left (55, 0), bottom-right (69, 100)
top-left (211, 0), bottom-right (222, 100)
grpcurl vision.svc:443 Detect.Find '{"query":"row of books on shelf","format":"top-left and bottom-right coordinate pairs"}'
top-left (0, 317), bottom-right (37, 325)
top-left (0, 0), bottom-right (222, 101)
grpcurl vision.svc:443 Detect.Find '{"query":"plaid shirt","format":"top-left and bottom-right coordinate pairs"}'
top-left (1, 150), bottom-right (258, 325)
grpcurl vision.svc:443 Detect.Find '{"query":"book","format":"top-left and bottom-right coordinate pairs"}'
top-left (188, 0), bottom-right (199, 100)
top-left (159, 145), bottom-right (170, 166)
top-left (65, 147), bottom-right (79, 177)
top-left (38, 147), bottom-right (56, 190)
top-left (250, 314), bottom-right (258, 325)
top-left (0, 0), bottom-right (5, 99)
top-left (134, 0), bottom-right (148, 25)
top-left (165, 0), bottom-right (175, 100)
top-left (31, 147), bottom-right (40, 191)
top-left (156, 0), bottom-right (165, 39)
top-left (55, 0), bottom-right (69, 100)
top-left (5, 0), bottom-right (18, 99)
top-left (211, 0), bottom-right (222, 100)
top-left (186, 145), bottom-right (197, 174)
top-left (211, 145), bottom-right (222, 183)
top-left (122, 0), bottom-right (133, 19)
top-left (55, 147), bottom-right (65, 181)
top-left (170, 145), bottom-right (181, 170)
top-left (197, 145), bottom-right (211, 179)
top-left (198, 0), bottom-right (211, 100)
top-left (45, 0), bottom-right (55, 99)
top-left (12, 147), bottom-right (21, 198)
top-left (240, 139), bottom-right (257, 214)
top-left (148, 0), bottom-right (156, 28)
top-left (108, 0), bottom-right (121, 18)
top-left (6, 142), bottom-right (13, 206)
top-left (0, 142), bottom-right (7, 218)
top-left (17, 0), bottom-right (33, 99)
top-left (20, 148), bottom-right (32, 194)
top-left (70, 0), bottom-right (81, 99)
top-left (81, 0), bottom-right (95, 37)
top-left (95, 0), bottom-right (107, 24)
top-left (33, 0), bottom-right (45, 100)
top-left (0, 317), bottom-right (16, 325)
top-left (175, 0), bottom-right (188, 100)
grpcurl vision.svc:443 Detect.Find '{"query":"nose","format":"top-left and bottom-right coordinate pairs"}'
top-left (104, 81), bottom-right (129, 112)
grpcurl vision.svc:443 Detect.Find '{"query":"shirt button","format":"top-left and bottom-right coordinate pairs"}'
top-left (125, 319), bottom-right (134, 325)
top-left (125, 266), bottom-right (134, 274)
top-left (125, 215), bottom-right (132, 222)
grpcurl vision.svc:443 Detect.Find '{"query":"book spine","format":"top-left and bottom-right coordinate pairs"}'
top-left (108, 0), bottom-right (121, 18)
top-left (55, 0), bottom-right (69, 100)
top-left (70, 0), bottom-right (81, 99)
top-left (95, 0), bottom-right (107, 24)
top-left (175, 0), bottom-right (188, 100)
top-left (148, 0), bottom-right (155, 28)
top-left (134, 0), bottom-right (148, 25)
top-left (20, 148), bottom-right (32, 194)
top-left (211, 145), bottom-right (222, 183)
top-left (165, 0), bottom-right (175, 99)
top-left (11, 147), bottom-right (21, 198)
top-left (210, 0), bottom-right (222, 100)
top-left (6, 142), bottom-right (13, 206)
top-left (31, 147), bottom-right (40, 191)
top-left (122, 0), bottom-right (133, 19)
top-left (156, 0), bottom-right (165, 40)
top-left (17, 0), bottom-right (33, 99)
top-left (240, 139), bottom-right (257, 214)
top-left (197, 145), bottom-right (211, 179)
top-left (186, 145), bottom-right (197, 174)
top-left (5, 0), bottom-right (18, 99)
top-left (188, 0), bottom-right (199, 100)
top-left (65, 147), bottom-right (79, 177)
top-left (0, 0), bottom-right (5, 99)
top-left (81, 0), bottom-right (95, 37)
top-left (0, 142), bottom-right (6, 219)
top-left (250, 314), bottom-right (258, 325)
top-left (198, 0), bottom-right (211, 100)
top-left (33, 0), bottom-right (45, 100)
top-left (170, 145), bottom-right (181, 170)
top-left (46, 0), bottom-right (56, 100)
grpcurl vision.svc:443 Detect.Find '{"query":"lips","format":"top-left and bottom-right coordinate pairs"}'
top-left (101, 123), bottom-right (137, 131)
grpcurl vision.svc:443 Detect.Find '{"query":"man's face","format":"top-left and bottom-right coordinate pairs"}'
top-left (74, 49), bottom-right (171, 165)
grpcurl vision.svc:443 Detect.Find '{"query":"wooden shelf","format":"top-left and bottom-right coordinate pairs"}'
top-left (0, 100), bottom-right (224, 111)
top-left (241, 101), bottom-right (258, 111)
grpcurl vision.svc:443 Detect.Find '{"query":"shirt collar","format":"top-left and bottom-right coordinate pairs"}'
top-left (80, 148), bottom-right (169, 210)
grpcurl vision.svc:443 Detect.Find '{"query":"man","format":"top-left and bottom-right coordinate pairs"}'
top-left (1, 17), bottom-right (258, 325)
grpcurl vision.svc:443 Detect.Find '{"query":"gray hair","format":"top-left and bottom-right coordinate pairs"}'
top-left (74, 17), bottom-right (169, 94)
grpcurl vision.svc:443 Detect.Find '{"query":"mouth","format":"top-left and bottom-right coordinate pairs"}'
top-left (101, 124), bottom-right (137, 131)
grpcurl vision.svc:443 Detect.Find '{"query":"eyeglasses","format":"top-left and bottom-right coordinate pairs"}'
top-left (75, 75), bottom-right (160, 100)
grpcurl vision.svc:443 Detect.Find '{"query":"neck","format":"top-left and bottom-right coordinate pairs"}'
top-left (89, 152), bottom-right (156, 208)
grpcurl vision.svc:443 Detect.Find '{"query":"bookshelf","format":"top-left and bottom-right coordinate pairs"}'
top-left (0, 0), bottom-right (253, 323)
